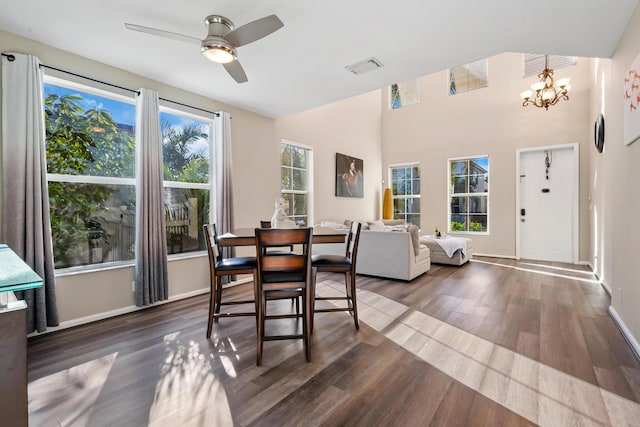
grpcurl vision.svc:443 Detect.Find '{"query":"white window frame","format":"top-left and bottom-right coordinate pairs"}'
top-left (447, 154), bottom-right (490, 235)
top-left (44, 76), bottom-right (138, 273)
top-left (159, 105), bottom-right (215, 259)
top-left (389, 162), bottom-right (421, 229)
top-left (449, 59), bottom-right (489, 95)
top-left (280, 139), bottom-right (313, 227)
top-left (389, 78), bottom-right (420, 110)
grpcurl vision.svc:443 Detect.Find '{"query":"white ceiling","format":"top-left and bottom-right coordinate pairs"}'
top-left (0, 0), bottom-right (637, 118)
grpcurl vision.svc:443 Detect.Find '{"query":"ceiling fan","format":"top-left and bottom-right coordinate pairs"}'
top-left (125, 14), bottom-right (284, 83)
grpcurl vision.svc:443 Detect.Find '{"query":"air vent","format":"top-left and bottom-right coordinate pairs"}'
top-left (345, 57), bottom-right (384, 75)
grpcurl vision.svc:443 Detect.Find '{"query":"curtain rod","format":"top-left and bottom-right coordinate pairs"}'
top-left (1, 52), bottom-right (220, 117)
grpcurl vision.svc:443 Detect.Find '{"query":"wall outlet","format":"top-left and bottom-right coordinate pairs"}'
top-left (132, 281), bottom-right (135, 292)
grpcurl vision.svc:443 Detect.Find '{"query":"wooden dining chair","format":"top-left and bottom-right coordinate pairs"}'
top-left (259, 220), bottom-right (295, 254)
top-left (255, 227), bottom-right (313, 366)
top-left (203, 224), bottom-right (257, 338)
top-left (311, 221), bottom-right (362, 330)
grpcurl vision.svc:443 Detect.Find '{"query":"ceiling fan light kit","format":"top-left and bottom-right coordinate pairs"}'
top-left (125, 13), bottom-right (283, 83)
top-left (201, 38), bottom-right (236, 63)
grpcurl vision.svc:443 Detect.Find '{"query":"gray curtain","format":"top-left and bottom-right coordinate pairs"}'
top-left (134, 88), bottom-right (168, 305)
top-left (215, 111), bottom-right (235, 271)
top-left (1, 53), bottom-right (58, 333)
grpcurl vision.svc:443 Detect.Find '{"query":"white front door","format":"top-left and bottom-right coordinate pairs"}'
top-left (518, 146), bottom-right (577, 263)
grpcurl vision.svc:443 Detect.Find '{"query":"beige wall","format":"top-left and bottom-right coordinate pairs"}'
top-left (274, 91), bottom-right (383, 223)
top-left (381, 52), bottom-right (592, 259)
top-left (590, 4), bottom-right (640, 343)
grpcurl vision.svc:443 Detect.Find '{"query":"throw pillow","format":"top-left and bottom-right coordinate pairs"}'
top-left (407, 224), bottom-right (420, 254)
top-left (382, 219), bottom-right (406, 226)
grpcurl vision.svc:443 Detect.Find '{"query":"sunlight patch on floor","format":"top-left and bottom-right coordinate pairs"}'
top-left (318, 280), bottom-right (640, 426)
top-left (29, 353), bottom-right (117, 426)
top-left (471, 259), bottom-right (600, 284)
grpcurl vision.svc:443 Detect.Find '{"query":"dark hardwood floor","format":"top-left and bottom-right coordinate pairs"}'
top-left (27, 257), bottom-right (640, 426)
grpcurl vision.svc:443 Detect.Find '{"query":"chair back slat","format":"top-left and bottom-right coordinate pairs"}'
top-left (345, 222), bottom-right (362, 265)
top-left (260, 220), bottom-right (272, 228)
top-left (260, 255), bottom-right (306, 272)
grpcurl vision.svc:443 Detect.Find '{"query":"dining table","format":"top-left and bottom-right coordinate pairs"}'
top-left (217, 226), bottom-right (347, 248)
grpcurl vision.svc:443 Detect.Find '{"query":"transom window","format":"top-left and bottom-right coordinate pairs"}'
top-left (390, 164), bottom-right (421, 228)
top-left (523, 54), bottom-right (576, 78)
top-left (449, 156), bottom-right (489, 233)
top-left (449, 58), bottom-right (488, 95)
top-left (390, 78), bottom-right (420, 109)
top-left (280, 141), bottom-right (312, 226)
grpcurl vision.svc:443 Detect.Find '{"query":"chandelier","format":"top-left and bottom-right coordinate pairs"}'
top-left (520, 55), bottom-right (571, 110)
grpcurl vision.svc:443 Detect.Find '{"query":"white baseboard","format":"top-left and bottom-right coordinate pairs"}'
top-left (473, 253), bottom-right (518, 260)
top-left (608, 306), bottom-right (640, 362)
top-left (29, 287), bottom-right (211, 337)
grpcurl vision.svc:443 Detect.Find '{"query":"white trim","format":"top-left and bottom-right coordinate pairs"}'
top-left (281, 138), bottom-right (313, 151)
top-left (44, 75), bottom-right (136, 103)
top-left (472, 253), bottom-right (518, 260)
top-left (47, 173), bottom-right (136, 186)
top-left (163, 180), bottom-right (210, 190)
top-left (608, 306), bottom-right (640, 362)
top-left (515, 143), bottom-right (579, 263)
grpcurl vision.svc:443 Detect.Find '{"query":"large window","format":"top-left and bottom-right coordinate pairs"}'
top-left (449, 58), bottom-right (488, 95)
top-left (449, 156), bottom-right (489, 233)
top-left (44, 78), bottom-right (215, 269)
top-left (390, 164), bottom-right (421, 228)
top-left (280, 141), bottom-right (311, 226)
top-left (44, 79), bottom-right (136, 269)
top-left (161, 109), bottom-right (213, 255)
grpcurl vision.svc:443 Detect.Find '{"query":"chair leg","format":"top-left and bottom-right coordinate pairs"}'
top-left (349, 272), bottom-right (359, 330)
top-left (303, 289), bottom-right (312, 362)
top-left (257, 290), bottom-right (265, 366)
top-left (206, 280), bottom-right (216, 338)
top-left (310, 267), bottom-right (317, 334)
top-left (214, 277), bottom-right (223, 323)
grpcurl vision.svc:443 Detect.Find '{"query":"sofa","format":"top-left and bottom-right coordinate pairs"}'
top-left (313, 221), bottom-right (431, 281)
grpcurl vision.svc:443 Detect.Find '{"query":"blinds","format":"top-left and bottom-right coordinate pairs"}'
top-left (523, 54), bottom-right (576, 77)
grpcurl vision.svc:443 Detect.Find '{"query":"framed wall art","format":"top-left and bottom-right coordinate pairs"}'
top-left (624, 52), bottom-right (640, 146)
top-left (335, 153), bottom-right (364, 198)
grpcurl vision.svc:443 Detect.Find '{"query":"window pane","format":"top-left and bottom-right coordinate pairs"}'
top-left (292, 146), bottom-right (306, 168)
top-left (470, 173), bottom-right (488, 193)
top-left (412, 178), bottom-right (421, 194)
top-left (412, 166), bottom-right (420, 178)
top-left (293, 194), bottom-right (307, 216)
top-left (453, 176), bottom-right (467, 194)
top-left (44, 84), bottom-right (136, 179)
top-left (292, 168), bottom-right (307, 191)
top-left (281, 167), bottom-right (292, 190)
top-left (406, 214), bottom-right (420, 227)
top-left (394, 198), bottom-right (406, 215)
top-left (164, 187), bottom-right (209, 254)
top-left (451, 161), bottom-right (467, 175)
top-left (450, 196), bottom-right (467, 214)
top-left (48, 182), bottom-right (136, 268)
top-left (280, 144), bottom-right (292, 167)
top-left (292, 216), bottom-right (307, 227)
top-left (408, 198), bottom-right (420, 214)
top-left (450, 214), bottom-right (467, 231)
top-left (469, 215), bottom-right (488, 232)
top-left (282, 193), bottom-right (294, 216)
top-left (469, 196), bottom-right (487, 214)
top-left (161, 112), bottom-right (210, 183)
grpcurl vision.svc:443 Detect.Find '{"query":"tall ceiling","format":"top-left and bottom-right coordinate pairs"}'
top-left (0, 0), bottom-right (636, 118)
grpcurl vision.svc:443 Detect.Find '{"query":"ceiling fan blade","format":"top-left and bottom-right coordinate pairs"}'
top-left (224, 15), bottom-right (283, 47)
top-left (223, 60), bottom-right (248, 83)
top-left (124, 23), bottom-right (201, 45)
